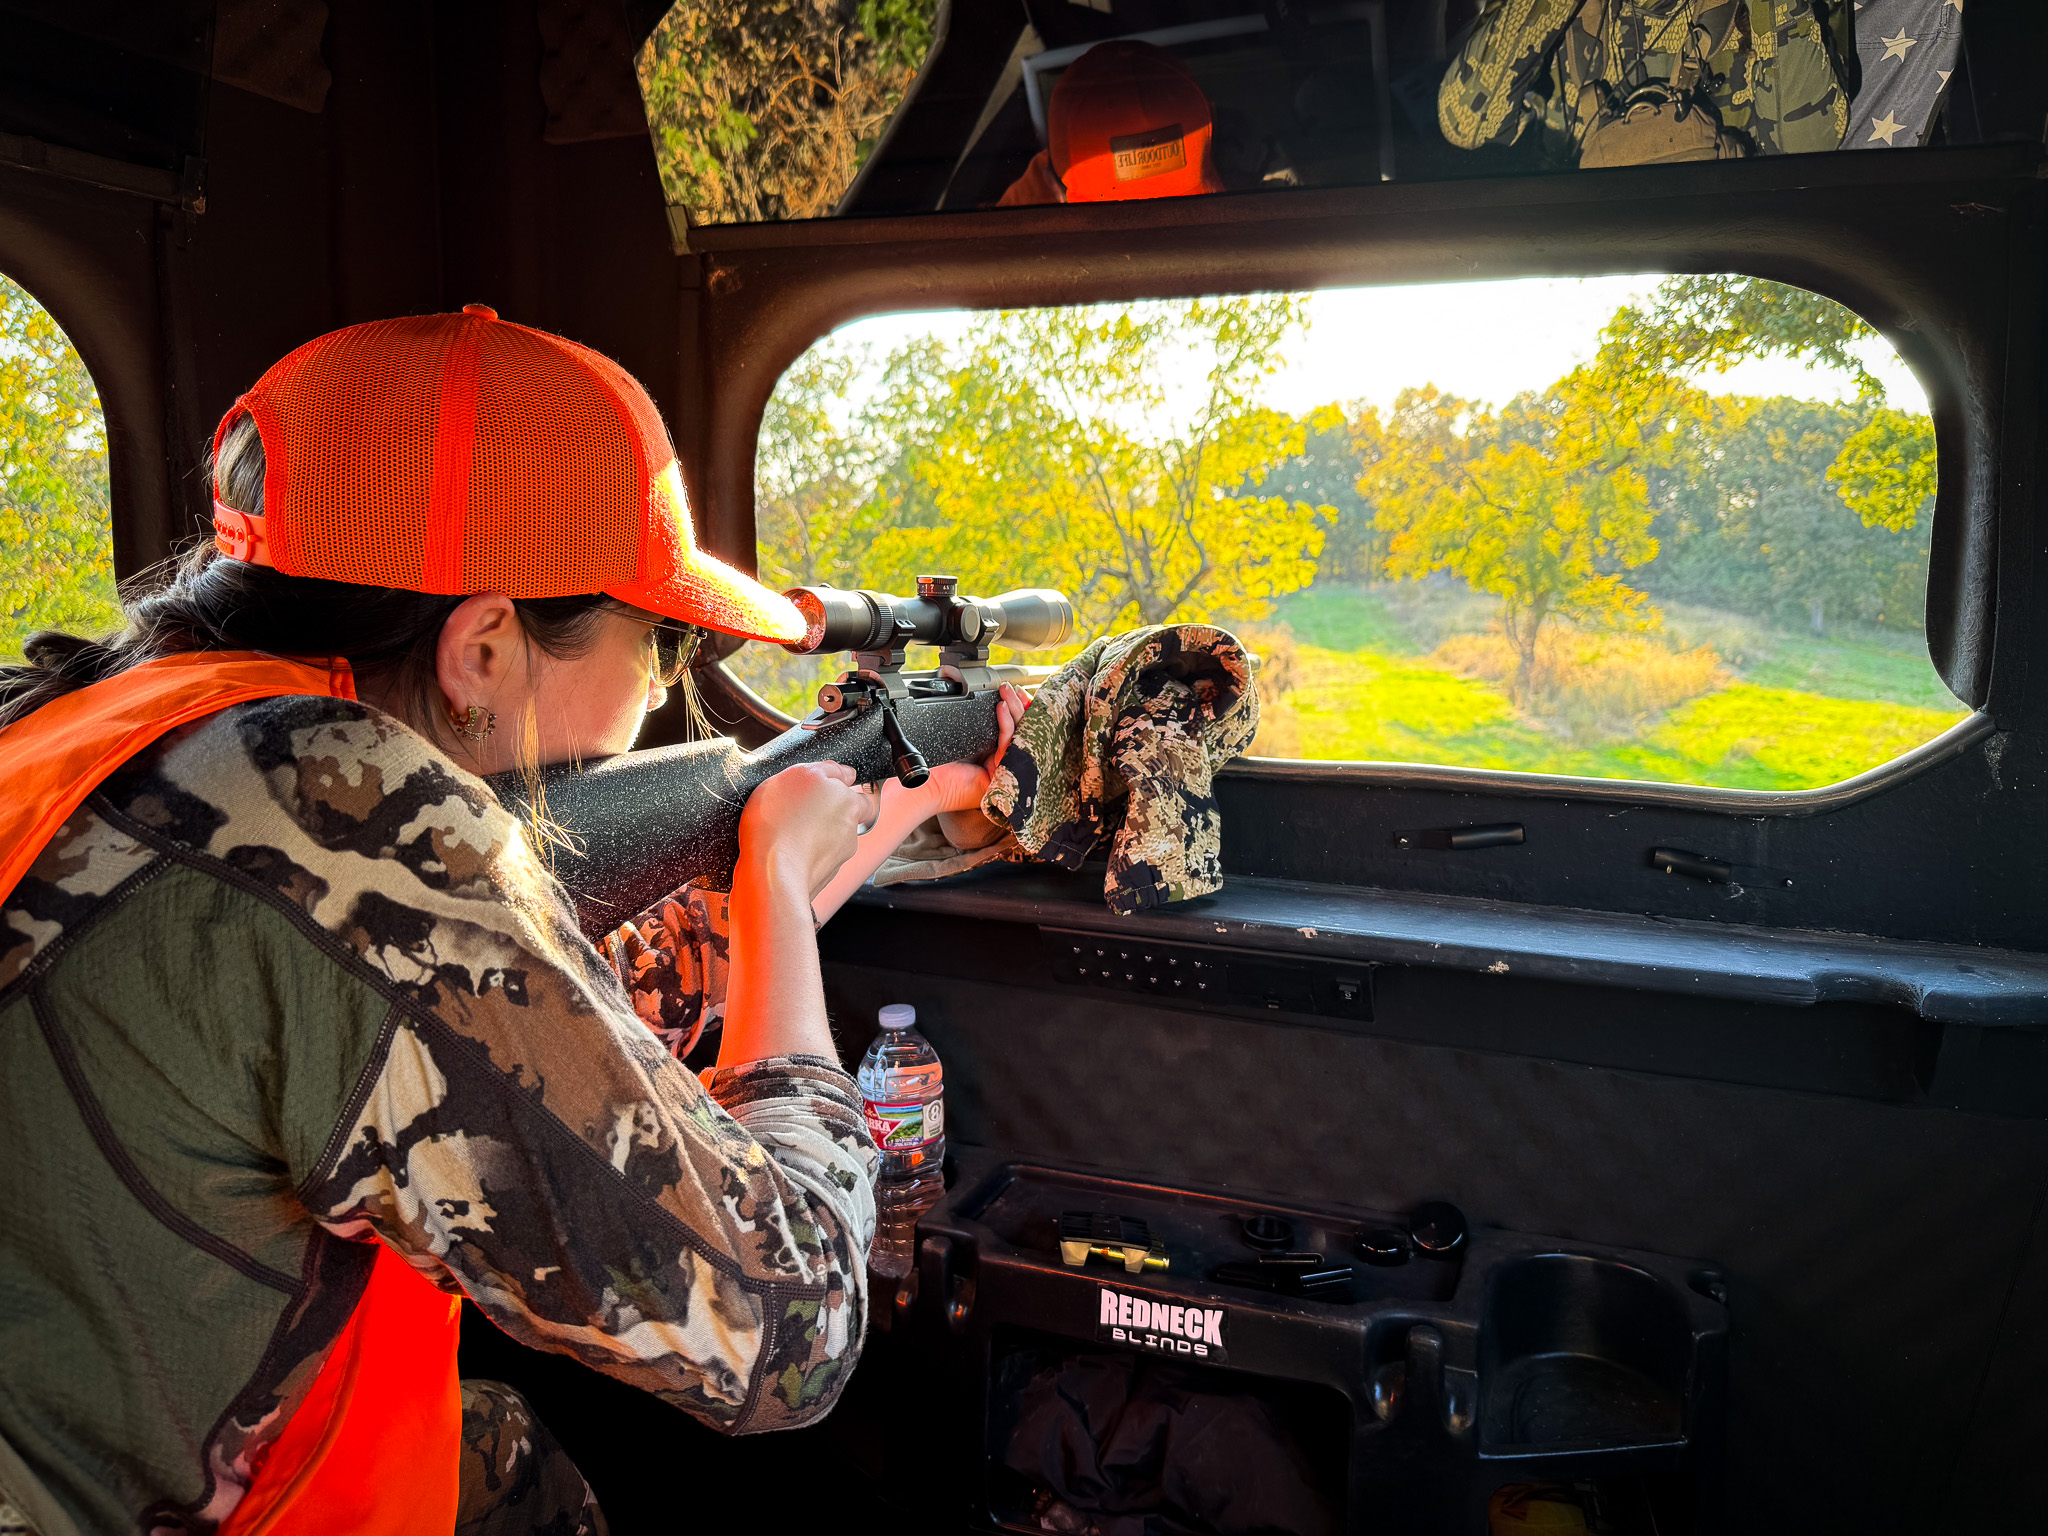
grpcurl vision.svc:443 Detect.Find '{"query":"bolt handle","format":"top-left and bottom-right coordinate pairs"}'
top-left (880, 698), bottom-right (930, 788)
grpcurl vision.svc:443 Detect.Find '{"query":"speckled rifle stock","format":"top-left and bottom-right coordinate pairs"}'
top-left (491, 691), bottom-right (1003, 932)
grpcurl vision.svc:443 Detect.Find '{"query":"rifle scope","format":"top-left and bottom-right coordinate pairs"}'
top-left (783, 576), bottom-right (1073, 656)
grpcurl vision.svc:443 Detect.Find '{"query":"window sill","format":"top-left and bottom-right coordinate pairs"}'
top-left (848, 862), bottom-right (2048, 1026)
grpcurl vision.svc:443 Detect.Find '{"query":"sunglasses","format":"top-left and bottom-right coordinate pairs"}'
top-left (645, 621), bottom-right (704, 684)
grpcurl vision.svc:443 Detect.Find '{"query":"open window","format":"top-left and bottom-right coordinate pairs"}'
top-left (0, 272), bottom-right (116, 661)
top-left (727, 270), bottom-right (1961, 795)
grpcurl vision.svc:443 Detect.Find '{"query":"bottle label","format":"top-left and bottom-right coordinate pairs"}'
top-left (863, 1095), bottom-right (944, 1151)
top-left (868, 1063), bottom-right (940, 1099)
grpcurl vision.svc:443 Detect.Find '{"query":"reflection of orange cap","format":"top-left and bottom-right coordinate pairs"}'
top-left (209, 306), bottom-right (804, 643)
top-left (1050, 41), bottom-right (1226, 203)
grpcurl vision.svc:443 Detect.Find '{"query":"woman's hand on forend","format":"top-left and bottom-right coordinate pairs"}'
top-left (918, 682), bottom-right (1027, 849)
top-left (738, 761), bottom-right (871, 900)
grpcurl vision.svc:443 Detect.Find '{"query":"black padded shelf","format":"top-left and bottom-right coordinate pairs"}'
top-left (852, 865), bottom-right (2048, 1026)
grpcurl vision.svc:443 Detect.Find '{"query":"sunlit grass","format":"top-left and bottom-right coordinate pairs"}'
top-left (1254, 642), bottom-right (1968, 790)
top-left (1657, 601), bottom-right (1963, 711)
top-left (1246, 584), bottom-right (1971, 790)
top-left (1640, 686), bottom-right (1968, 787)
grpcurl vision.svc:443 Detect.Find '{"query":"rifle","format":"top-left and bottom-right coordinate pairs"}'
top-left (488, 576), bottom-right (1072, 931)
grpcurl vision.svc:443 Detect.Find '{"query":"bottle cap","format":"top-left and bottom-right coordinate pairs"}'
top-left (878, 1004), bottom-right (917, 1030)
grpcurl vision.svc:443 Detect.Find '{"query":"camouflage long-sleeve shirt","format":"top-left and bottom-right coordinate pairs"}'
top-left (0, 696), bottom-right (876, 1536)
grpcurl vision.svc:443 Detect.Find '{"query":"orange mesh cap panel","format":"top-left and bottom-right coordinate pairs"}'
top-left (219, 306), bottom-right (804, 643)
top-left (253, 317), bottom-right (455, 590)
top-left (462, 321), bottom-right (643, 596)
top-left (1050, 40), bottom-right (1226, 204)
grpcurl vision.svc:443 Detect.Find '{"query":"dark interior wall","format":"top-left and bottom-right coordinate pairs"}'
top-left (821, 939), bottom-right (2048, 1532)
top-left (1, 0), bottom-right (686, 567)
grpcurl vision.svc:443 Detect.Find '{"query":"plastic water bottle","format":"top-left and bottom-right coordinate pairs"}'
top-left (858, 1003), bottom-right (946, 1279)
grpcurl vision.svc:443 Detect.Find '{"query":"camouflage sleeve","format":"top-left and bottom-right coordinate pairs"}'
top-left (598, 883), bottom-right (730, 1057)
top-left (117, 696), bottom-right (878, 1434)
top-left (1437, 0), bottom-right (1585, 150)
top-left (312, 983), bottom-right (876, 1434)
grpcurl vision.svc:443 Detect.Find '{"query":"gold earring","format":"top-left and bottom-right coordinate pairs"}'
top-left (450, 703), bottom-right (497, 741)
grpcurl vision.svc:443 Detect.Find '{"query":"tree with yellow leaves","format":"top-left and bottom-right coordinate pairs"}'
top-left (1828, 408), bottom-right (1937, 533)
top-left (2, 275), bottom-right (118, 660)
top-left (850, 295), bottom-right (1330, 636)
top-left (1369, 343), bottom-right (1683, 703)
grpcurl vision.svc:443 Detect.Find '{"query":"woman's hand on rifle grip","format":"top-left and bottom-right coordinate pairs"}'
top-left (737, 761), bottom-right (871, 900)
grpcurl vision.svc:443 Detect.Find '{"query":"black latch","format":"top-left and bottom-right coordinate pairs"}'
top-left (1650, 847), bottom-right (1734, 884)
top-left (1397, 822), bottom-right (1525, 851)
top-left (1650, 847), bottom-right (1796, 889)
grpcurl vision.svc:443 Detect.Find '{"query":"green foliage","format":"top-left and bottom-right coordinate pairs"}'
top-left (1828, 406), bottom-right (1937, 532)
top-left (1604, 274), bottom-right (1940, 563)
top-left (1246, 405), bottom-right (1384, 583)
top-left (636, 0), bottom-right (939, 223)
top-left (1608, 274), bottom-right (1887, 398)
top-left (757, 345), bottom-right (881, 589)
top-left (1, 274), bottom-right (118, 660)
top-left (760, 296), bottom-right (1330, 636)
top-left (1645, 396), bottom-right (1934, 633)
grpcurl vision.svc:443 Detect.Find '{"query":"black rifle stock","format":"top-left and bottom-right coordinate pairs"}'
top-left (487, 577), bottom-right (1071, 933)
top-left (488, 687), bottom-right (1006, 932)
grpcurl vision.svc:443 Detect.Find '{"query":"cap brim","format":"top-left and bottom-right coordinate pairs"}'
top-left (607, 543), bottom-right (806, 644)
top-left (609, 460), bottom-right (806, 643)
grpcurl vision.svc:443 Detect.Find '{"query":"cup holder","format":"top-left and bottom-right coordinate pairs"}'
top-left (1240, 1213), bottom-right (1296, 1250)
top-left (1478, 1254), bottom-right (1693, 1462)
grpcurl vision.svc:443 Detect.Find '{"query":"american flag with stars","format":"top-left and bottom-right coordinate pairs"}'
top-left (1846, 0), bottom-right (1966, 149)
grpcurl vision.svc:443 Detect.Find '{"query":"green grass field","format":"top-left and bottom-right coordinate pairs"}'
top-left (1254, 585), bottom-right (1969, 790)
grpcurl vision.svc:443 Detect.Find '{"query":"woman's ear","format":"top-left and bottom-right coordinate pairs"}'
top-left (435, 593), bottom-right (523, 719)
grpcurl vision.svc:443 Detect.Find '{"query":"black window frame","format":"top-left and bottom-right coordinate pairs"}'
top-left (686, 143), bottom-right (2043, 949)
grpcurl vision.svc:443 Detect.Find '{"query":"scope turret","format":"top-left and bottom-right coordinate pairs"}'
top-left (783, 579), bottom-right (1073, 657)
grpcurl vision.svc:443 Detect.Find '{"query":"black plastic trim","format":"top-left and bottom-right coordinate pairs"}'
top-left (689, 141), bottom-right (2041, 251)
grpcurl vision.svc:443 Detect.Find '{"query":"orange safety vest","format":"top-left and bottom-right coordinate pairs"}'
top-left (0, 651), bottom-right (462, 1536)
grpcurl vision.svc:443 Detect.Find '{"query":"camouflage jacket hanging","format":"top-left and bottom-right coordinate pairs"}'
top-left (986, 624), bottom-right (1260, 915)
top-left (1438, 0), bottom-right (1857, 163)
top-left (866, 625), bottom-right (1260, 914)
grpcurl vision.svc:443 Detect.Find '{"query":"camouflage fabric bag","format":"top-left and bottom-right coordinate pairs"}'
top-left (983, 625), bottom-right (1259, 915)
top-left (1439, 0), bottom-right (1855, 164)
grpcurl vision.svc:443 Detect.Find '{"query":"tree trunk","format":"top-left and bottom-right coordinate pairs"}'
top-left (1514, 632), bottom-right (1540, 705)
top-left (1507, 598), bottom-right (1548, 707)
top-left (1809, 596), bottom-right (1825, 636)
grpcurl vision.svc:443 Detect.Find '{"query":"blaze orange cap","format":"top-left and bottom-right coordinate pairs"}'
top-left (209, 305), bottom-right (805, 644)
top-left (1050, 41), bottom-right (1226, 204)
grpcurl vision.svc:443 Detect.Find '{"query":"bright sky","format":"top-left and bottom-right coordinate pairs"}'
top-left (808, 274), bottom-right (1929, 426)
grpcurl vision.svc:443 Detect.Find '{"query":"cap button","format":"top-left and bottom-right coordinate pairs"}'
top-left (462, 304), bottom-right (498, 320)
